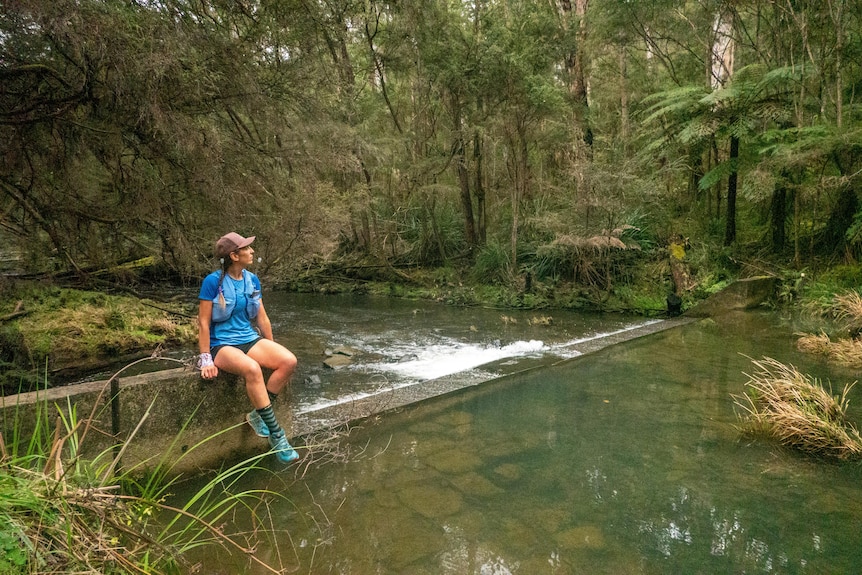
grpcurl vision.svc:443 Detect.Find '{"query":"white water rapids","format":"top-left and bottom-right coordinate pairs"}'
top-left (297, 320), bottom-right (661, 414)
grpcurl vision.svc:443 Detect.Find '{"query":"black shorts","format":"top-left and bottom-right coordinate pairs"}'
top-left (211, 337), bottom-right (262, 361)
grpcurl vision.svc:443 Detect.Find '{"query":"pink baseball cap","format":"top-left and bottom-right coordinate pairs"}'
top-left (215, 232), bottom-right (255, 258)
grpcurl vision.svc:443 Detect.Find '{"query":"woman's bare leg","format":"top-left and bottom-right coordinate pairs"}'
top-left (247, 339), bottom-right (297, 397)
top-left (214, 346), bottom-right (270, 408)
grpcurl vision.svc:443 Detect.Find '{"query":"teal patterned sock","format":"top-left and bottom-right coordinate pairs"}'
top-left (255, 404), bottom-right (282, 436)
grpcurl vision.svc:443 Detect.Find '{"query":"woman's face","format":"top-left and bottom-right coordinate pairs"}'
top-left (232, 245), bottom-right (254, 265)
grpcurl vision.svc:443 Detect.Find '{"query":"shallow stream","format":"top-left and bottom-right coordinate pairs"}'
top-left (177, 294), bottom-right (862, 574)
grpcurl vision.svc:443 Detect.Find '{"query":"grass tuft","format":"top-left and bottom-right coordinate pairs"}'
top-left (733, 357), bottom-right (862, 460)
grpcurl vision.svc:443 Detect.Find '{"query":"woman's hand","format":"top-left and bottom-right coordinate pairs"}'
top-left (200, 363), bottom-right (219, 380)
top-left (197, 351), bottom-right (218, 379)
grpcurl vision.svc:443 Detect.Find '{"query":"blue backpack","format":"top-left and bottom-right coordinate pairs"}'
top-left (211, 269), bottom-right (261, 323)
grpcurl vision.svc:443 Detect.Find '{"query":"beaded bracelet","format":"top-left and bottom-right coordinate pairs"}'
top-left (198, 352), bottom-right (214, 369)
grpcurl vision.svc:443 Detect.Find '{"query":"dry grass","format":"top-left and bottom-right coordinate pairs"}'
top-left (796, 332), bottom-right (862, 368)
top-left (795, 290), bottom-right (862, 369)
top-left (733, 357), bottom-right (862, 460)
top-left (834, 291), bottom-right (862, 327)
top-left (796, 332), bottom-right (832, 355)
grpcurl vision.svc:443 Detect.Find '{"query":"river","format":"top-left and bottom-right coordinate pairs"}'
top-left (173, 293), bottom-right (862, 574)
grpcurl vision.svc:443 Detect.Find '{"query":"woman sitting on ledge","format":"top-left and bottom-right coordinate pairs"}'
top-left (196, 232), bottom-right (300, 464)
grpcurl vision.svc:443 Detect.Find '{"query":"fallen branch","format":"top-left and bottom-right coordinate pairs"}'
top-left (1, 300), bottom-right (28, 322)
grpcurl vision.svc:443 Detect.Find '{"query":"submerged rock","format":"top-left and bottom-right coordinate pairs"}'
top-left (397, 484), bottom-right (463, 518)
top-left (323, 355), bottom-right (352, 369)
top-left (449, 472), bottom-right (504, 497)
top-left (554, 525), bottom-right (606, 550)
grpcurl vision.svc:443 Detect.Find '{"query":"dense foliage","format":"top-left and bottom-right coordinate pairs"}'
top-left (1, 0), bottom-right (861, 291)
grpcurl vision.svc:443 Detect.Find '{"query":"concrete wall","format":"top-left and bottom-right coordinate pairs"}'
top-left (1, 368), bottom-right (291, 476)
top-left (684, 276), bottom-right (776, 317)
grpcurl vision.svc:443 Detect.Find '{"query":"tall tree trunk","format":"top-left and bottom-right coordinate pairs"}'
top-left (712, 6), bottom-right (737, 246)
top-left (724, 135), bottom-right (739, 246)
top-left (619, 41), bottom-right (629, 149)
top-left (771, 181), bottom-right (788, 253)
top-left (456, 132), bottom-right (477, 250)
top-left (571, 0), bottom-right (592, 150)
top-left (473, 130), bottom-right (486, 245)
top-left (557, 0), bottom-right (592, 203)
top-left (451, 100), bottom-right (477, 251)
top-left (507, 119), bottom-right (529, 271)
top-left (710, 8), bottom-right (735, 90)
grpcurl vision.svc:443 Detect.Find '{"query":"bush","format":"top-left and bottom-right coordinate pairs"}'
top-left (471, 240), bottom-right (512, 285)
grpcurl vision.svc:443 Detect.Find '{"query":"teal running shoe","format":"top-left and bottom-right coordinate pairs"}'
top-left (246, 410), bottom-right (270, 438)
top-left (269, 431), bottom-right (300, 463)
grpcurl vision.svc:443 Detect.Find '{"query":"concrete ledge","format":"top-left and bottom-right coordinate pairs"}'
top-left (1, 367), bottom-right (284, 476)
top-left (684, 276), bottom-right (776, 317)
top-left (1, 317), bottom-right (695, 477)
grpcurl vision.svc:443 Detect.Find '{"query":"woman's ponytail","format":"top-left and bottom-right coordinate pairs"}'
top-left (217, 257), bottom-right (228, 310)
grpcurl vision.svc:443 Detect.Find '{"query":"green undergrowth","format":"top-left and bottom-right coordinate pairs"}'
top-left (0, 361), bottom-right (289, 574)
top-left (792, 265), bottom-right (862, 316)
top-left (292, 260), bottom-right (687, 315)
top-left (0, 282), bottom-right (196, 394)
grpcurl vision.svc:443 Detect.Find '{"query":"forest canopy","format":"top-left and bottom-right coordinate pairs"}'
top-left (1, 0), bottom-right (861, 292)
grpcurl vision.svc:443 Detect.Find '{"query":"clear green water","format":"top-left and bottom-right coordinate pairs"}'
top-left (183, 311), bottom-right (862, 574)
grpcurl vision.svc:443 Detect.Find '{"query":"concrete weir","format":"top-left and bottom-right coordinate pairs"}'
top-left (2, 277), bottom-right (775, 476)
top-left (2, 316), bottom-right (698, 476)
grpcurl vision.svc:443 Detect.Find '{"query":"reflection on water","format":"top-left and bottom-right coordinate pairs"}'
top-left (181, 307), bottom-right (862, 574)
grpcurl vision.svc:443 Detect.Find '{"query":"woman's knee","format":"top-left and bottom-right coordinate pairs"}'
top-left (278, 351), bottom-right (298, 372)
top-left (240, 361), bottom-right (265, 383)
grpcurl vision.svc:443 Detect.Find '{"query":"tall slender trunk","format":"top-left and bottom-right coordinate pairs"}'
top-left (507, 119), bottom-right (529, 271)
top-left (473, 130), bottom-right (486, 245)
top-left (831, 1), bottom-right (844, 127)
top-left (712, 7), bottom-right (737, 246)
top-left (771, 182), bottom-right (787, 253)
top-left (456, 134), bottom-right (477, 250)
top-left (452, 100), bottom-right (477, 250)
top-left (619, 42), bottom-right (629, 149)
top-left (724, 135), bottom-right (739, 246)
top-left (557, 0), bottom-right (592, 204)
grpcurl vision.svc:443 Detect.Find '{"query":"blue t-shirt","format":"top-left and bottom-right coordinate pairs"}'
top-left (199, 270), bottom-right (262, 346)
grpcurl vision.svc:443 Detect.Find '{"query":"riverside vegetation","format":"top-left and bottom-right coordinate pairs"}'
top-left (0, 357), bottom-right (298, 575)
top-left (732, 287), bottom-right (862, 462)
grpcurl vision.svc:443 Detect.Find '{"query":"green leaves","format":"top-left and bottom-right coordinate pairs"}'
top-left (0, 527), bottom-right (31, 572)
